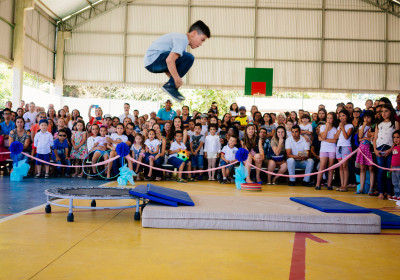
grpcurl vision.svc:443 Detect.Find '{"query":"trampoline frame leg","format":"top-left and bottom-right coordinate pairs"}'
top-left (67, 199), bottom-right (74, 222)
top-left (134, 199), bottom-right (140, 221)
top-left (45, 196), bottom-right (51, 213)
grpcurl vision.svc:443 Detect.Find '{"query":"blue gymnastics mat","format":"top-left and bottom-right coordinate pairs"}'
top-left (129, 185), bottom-right (178, 207)
top-left (290, 197), bottom-right (371, 213)
top-left (368, 209), bottom-right (400, 229)
top-left (147, 184), bottom-right (195, 206)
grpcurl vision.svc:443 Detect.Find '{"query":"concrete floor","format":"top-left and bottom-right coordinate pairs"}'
top-left (0, 178), bottom-right (399, 279)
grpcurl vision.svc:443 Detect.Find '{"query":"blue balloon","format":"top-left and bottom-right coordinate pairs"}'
top-left (116, 142), bottom-right (130, 158)
top-left (10, 141), bottom-right (23, 155)
top-left (235, 147), bottom-right (249, 162)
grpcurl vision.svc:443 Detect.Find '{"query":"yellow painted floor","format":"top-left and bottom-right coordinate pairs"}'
top-left (1, 181), bottom-right (400, 280)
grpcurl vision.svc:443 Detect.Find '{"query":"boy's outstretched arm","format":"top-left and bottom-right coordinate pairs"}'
top-left (166, 52), bottom-right (182, 88)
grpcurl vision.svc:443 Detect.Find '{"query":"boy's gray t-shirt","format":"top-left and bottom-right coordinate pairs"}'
top-left (144, 33), bottom-right (189, 67)
top-left (190, 134), bottom-right (205, 155)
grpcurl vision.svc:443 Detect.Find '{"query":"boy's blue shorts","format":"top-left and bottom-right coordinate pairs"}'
top-left (168, 157), bottom-right (189, 169)
top-left (36, 153), bottom-right (50, 165)
top-left (220, 159), bottom-right (235, 172)
top-left (93, 149), bottom-right (108, 156)
top-left (191, 154), bottom-right (204, 168)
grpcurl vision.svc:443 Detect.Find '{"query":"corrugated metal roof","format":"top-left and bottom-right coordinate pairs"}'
top-left (35, 0), bottom-right (93, 20)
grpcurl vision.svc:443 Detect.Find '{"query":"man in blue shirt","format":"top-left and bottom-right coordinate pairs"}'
top-left (0, 108), bottom-right (16, 139)
top-left (144, 20), bottom-right (210, 101)
top-left (157, 100), bottom-right (176, 131)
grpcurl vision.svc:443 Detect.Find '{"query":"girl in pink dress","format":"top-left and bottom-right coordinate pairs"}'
top-left (355, 111), bottom-right (375, 194)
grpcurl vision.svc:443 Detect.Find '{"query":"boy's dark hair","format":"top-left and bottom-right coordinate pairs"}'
top-left (188, 20), bottom-right (211, 38)
top-left (291, 125), bottom-right (300, 132)
top-left (126, 123), bottom-right (134, 129)
top-left (58, 128), bottom-right (67, 134)
top-left (148, 128), bottom-right (155, 134)
top-left (116, 123), bottom-right (124, 128)
top-left (2, 108), bottom-right (11, 113)
top-left (112, 116), bottom-right (119, 121)
top-left (124, 103), bottom-right (130, 107)
top-left (270, 112), bottom-right (276, 117)
top-left (194, 123), bottom-right (202, 129)
top-left (100, 126), bottom-right (108, 131)
top-left (220, 124), bottom-right (227, 130)
top-left (188, 119), bottom-right (195, 124)
top-left (175, 130), bottom-right (183, 136)
top-left (208, 124), bottom-right (217, 131)
top-left (286, 119), bottom-right (294, 124)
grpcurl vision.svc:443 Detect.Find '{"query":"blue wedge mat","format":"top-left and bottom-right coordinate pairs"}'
top-left (129, 185), bottom-right (178, 207)
top-left (290, 197), bottom-right (371, 213)
top-left (369, 209), bottom-right (400, 229)
top-left (147, 184), bottom-right (195, 206)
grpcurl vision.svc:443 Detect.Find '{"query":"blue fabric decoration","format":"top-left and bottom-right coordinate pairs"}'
top-left (235, 147), bottom-right (249, 162)
top-left (10, 159), bottom-right (30, 181)
top-left (10, 141), bottom-right (23, 155)
top-left (117, 164), bottom-right (136, 186)
top-left (116, 142), bottom-right (130, 158)
top-left (9, 141), bottom-right (24, 167)
top-left (234, 162), bottom-right (248, 190)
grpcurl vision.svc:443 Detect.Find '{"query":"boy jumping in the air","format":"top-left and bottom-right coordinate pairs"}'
top-left (144, 20), bottom-right (211, 101)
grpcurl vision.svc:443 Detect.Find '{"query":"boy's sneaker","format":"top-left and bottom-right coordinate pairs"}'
top-left (162, 83), bottom-right (185, 102)
top-left (221, 179), bottom-right (227, 184)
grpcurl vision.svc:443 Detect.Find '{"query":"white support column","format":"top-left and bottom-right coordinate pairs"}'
top-left (12, 0), bottom-right (34, 108)
top-left (54, 31), bottom-right (71, 108)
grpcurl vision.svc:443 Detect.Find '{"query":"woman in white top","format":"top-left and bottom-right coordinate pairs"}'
top-left (373, 104), bottom-right (399, 199)
top-left (334, 110), bottom-right (354, 192)
top-left (315, 112), bottom-right (338, 190)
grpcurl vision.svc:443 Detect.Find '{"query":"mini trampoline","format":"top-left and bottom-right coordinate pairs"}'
top-left (44, 187), bottom-right (146, 222)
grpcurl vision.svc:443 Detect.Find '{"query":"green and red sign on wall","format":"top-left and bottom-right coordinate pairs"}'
top-left (244, 68), bottom-right (273, 96)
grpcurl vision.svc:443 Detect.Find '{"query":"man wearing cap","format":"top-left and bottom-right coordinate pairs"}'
top-left (235, 106), bottom-right (251, 131)
top-left (157, 100), bottom-right (177, 130)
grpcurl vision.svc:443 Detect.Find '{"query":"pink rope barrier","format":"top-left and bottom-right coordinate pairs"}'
top-left (20, 152), bottom-right (119, 168)
top-left (358, 149), bottom-right (400, 171)
top-left (248, 148), bottom-right (359, 178)
top-left (125, 155), bottom-right (237, 174)
top-left (1, 146), bottom-right (399, 176)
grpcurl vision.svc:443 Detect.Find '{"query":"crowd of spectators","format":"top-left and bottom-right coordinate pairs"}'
top-left (1, 95), bottom-right (400, 200)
